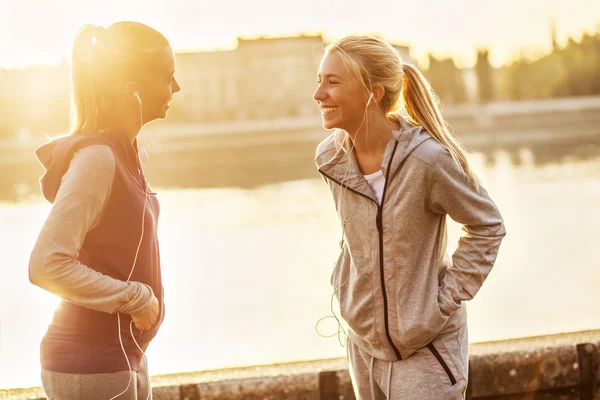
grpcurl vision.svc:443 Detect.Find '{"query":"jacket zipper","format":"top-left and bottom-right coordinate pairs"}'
top-left (319, 140), bottom-right (402, 360)
top-left (377, 141), bottom-right (401, 360)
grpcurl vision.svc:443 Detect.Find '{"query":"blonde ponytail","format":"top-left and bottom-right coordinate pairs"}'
top-left (325, 36), bottom-right (480, 190)
top-left (401, 63), bottom-right (480, 190)
top-left (70, 24), bottom-right (108, 134)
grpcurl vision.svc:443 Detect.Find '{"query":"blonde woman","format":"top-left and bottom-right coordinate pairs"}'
top-left (29, 22), bottom-right (180, 399)
top-left (313, 36), bottom-right (506, 399)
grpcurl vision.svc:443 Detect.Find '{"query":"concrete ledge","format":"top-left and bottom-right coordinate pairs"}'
top-left (468, 331), bottom-right (600, 398)
top-left (2, 330), bottom-right (599, 399)
top-left (155, 330), bottom-right (600, 400)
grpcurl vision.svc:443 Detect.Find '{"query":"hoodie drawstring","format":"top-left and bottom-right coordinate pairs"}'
top-left (369, 356), bottom-right (395, 399)
top-left (369, 356), bottom-right (376, 400)
top-left (386, 361), bottom-right (393, 399)
top-left (369, 357), bottom-right (394, 399)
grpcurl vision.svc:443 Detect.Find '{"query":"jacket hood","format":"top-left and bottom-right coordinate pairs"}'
top-left (35, 129), bottom-right (141, 203)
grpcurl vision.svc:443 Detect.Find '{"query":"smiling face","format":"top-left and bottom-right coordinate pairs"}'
top-left (313, 52), bottom-right (370, 134)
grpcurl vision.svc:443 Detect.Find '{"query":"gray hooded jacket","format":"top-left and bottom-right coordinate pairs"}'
top-left (315, 118), bottom-right (506, 361)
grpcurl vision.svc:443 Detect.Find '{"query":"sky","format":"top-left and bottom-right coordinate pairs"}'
top-left (0, 0), bottom-right (599, 69)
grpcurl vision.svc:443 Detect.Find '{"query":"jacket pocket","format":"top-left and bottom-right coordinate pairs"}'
top-left (396, 279), bottom-right (451, 349)
top-left (427, 326), bottom-right (469, 398)
top-left (437, 267), bottom-right (461, 317)
top-left (335, 255), bottom-right (381, 347)
top-left (427, 342), bottom-right (457, 385)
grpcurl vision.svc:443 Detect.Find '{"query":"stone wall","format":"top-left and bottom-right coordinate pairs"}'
top-left (2, 330), bottom-right (599, 400)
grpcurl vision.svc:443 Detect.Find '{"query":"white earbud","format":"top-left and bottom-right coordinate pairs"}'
top-left (133, 91), bottom-right (141, 104)
top-left (366, 92), bottom-right (374, 106)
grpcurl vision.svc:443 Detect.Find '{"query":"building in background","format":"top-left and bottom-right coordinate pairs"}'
top-left (173, 35), bottom-right (325, 123)
top-left (173, 35), bottom-right (412, 123)
top-left (0, 35), bottom-right (412, 137)
top-left (0, 61), bottom-right (70, 139)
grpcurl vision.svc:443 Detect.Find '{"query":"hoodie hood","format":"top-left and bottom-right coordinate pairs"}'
top-left (315, 116), bottom-right (433, 202)
top-left (35, 129), bottom-right (141, 203)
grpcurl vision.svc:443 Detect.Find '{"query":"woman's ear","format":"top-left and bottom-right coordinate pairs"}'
top-left (372, 83), bottom-right (386, 103)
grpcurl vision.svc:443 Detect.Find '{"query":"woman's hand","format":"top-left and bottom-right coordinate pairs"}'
top-left (131, 295), bottom-right (159, 331)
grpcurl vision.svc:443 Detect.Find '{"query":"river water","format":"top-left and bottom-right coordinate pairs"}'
top-left (1, 148), bottom-right (599, 389)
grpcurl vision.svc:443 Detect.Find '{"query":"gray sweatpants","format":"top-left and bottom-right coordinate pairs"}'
top-left (347, 324), bottom-right (468, 400)
top-left (41, 358), bottom-right (152, 400)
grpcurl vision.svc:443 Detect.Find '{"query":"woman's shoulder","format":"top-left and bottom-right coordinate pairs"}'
top-left (65, 145), bottom-right (117, 189)
top-left (72, 144), bottom-right (115, 166)
top-left (409, 137), bottom-right (446, 168)
top-left (67, 145), bottom-right (117, 182)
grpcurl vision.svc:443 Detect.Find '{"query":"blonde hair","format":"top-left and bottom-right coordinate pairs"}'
top-left (326, 36), bottom-right (479, 189)
top-left (69, 22), bottom-right (170, 135)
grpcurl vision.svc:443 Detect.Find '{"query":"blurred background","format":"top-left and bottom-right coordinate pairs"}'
top-left (0, 0), bottom-right (599, 391)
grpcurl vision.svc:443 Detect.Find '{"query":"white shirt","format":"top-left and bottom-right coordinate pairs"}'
top-left (363, 169), bottom-right (385, 205)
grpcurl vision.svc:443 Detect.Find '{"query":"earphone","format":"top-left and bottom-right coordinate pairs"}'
top-left (110, 168), bottom-right (151, 400)
top-left (132, 89), bottom-right (154, 150)
top-left (316, 90), bottom-right (375, 347)
top-left (367, 92), bottom-right (374, 106)
top-left (110, 89), bottom-right (151, 400)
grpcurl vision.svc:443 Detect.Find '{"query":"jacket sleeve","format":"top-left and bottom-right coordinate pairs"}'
top-left (29, 145), bottom-right (155, 317)
top-left (428, 148), bottom-right (506, 315)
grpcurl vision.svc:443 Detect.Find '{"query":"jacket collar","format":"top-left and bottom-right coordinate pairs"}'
top-left (317, 117), bottom-right (432, 201)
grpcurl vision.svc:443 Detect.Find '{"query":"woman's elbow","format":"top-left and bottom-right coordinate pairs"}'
top-left (28, 247), bottom-right (50, 288)
top-left (497, 217), bottom-right (507, 238)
